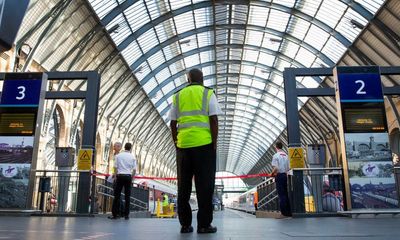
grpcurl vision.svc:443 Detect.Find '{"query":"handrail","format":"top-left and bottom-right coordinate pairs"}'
top-left (257, 189), bottom-right (277, 209)
top-left (97, 191), bottom-right (148, 210)
top-left (96, 183), bottom-right (148, 206)
top-left (258, 177), bottom-right (275, 186)
top-left (292, 167), bottom-right (343, 171)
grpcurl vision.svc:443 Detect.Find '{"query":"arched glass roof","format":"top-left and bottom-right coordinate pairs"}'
top-left (87, 0), bottom-right (385, 174)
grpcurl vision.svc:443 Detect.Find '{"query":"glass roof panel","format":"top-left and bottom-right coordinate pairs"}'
top-left (266, 9), bottom-right (290, 32)
top-left (336, 8), bottom-right (368, 42)
top-left (146, 0), bottom-right (170, 20)
top-left (174, 12), bottom-right (195, 34)
top-left (121, 41), bottom-right (141, 65)
top-left (248, 6), bottom-right (269, 27)
top-left (137, 29), bottom-right (158, 53)
top-left (315, 0), bottom-right (347, 28)
top-left (169, 0), bottom-right (191, 11)
top-left (147, 51), bottom-right (165, 70)
top-left (303, 25), bottom-right (330, 51)
top-left (355, 0), bottom-right (385, 14)
top-left (194, 7), bottom-right (213, 28)
top-left (124, 1), bottom-right (150, 33)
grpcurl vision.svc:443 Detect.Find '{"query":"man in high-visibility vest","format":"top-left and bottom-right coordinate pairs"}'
top-left (162, 192), bottom-right (169, 214)
top-left (169, 68), bottom-right (221, 234)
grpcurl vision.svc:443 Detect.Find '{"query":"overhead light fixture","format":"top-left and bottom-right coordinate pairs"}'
top-left (350, 19), bottom-right (364, 29)
top-left (133, 66), bottom-right (143, 74)
top-left (107, 24), bottom-right (120, 34)
top-left (179, 39), bottom-right (191, 45)
top-left (269, 38), bottom-right (282, 43)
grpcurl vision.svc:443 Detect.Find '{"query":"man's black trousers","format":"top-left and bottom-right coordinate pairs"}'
top-left (112, 175), bottom-right (132, 217)
top-left (177, 143), bottom-right (216, 228)
top-left (275, 173), bottom-right (292, 216)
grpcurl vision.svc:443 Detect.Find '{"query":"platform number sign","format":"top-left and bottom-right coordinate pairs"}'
top-left (0, 79), bottom-right (43, 106)
top-left (337, 66), bottom-right (384, 103)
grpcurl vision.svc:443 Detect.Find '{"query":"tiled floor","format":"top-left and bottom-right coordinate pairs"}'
top-left (0, 209), bottom-right (399, 239)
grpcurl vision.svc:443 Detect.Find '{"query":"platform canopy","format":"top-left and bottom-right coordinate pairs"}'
top-left (85, 0), bottom-right (387, 175)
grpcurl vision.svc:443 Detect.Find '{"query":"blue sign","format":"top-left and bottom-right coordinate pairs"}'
top-left (338, 73), bottom-right (383, 103)
top-left (0, 79), bottom-right (42, 106)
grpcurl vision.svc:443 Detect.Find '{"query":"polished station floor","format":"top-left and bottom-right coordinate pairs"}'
top-left (0, 209), bottom-right (399, 240)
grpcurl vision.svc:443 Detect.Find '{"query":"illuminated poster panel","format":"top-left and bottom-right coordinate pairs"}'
top-left (0, 136), bottom-right (34, 208)
top-left (345, 133), bottom-right (397, 208)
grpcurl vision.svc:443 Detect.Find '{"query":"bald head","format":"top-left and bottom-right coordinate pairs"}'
top-left (188, 68), bottom-right (203, 84)
top-left (113, 142), bottom-right (122, 154)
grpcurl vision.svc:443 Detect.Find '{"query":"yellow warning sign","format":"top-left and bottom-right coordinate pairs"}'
top-left (289, 147), bottom-right (305, 169)
top-left (78, 149), bottom-right (93, 171)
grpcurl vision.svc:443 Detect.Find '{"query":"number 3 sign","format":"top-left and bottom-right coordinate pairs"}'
top-left (0, 79), bottom-right (43, 106)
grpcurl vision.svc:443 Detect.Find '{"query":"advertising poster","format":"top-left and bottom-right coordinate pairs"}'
top-left (0, 136), bottom-right (33, 208)
top-left (345, 133), bottom-right (398, 208)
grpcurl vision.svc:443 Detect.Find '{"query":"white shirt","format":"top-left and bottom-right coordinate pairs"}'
top-left (115, 151), bottom-right (136, 175)
top-left (168, 93), bottom-right (222, 121)
top-left (272, 150), bottom-right (289, 173)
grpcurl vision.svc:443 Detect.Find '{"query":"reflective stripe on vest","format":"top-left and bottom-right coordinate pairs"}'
top-left (178, 122), bottom-right (210, 129)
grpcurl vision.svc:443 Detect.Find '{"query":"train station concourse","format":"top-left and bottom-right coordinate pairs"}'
top-left (1, 0), bottom-right (400, 239)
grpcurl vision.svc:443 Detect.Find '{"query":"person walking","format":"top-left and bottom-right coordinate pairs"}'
top-left (169, 68), bottom-right (222, 234)
top-left (271, 141), bottom-right (292, 217)
top-left (109, 143), bottom-right (137, 220)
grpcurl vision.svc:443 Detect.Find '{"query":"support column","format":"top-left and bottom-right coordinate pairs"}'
top-left (76, 71), bottom-right (100, 214)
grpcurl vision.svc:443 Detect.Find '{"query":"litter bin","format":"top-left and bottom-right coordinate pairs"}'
top-left (39, 177), bottom-right (51, 211)
top-left (39, 177), bottom-right (51, 193)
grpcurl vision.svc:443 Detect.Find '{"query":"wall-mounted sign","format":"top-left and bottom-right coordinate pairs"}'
top-left (78, 149), bottom-right (93, 171)
top-left (289, 147), bottom-right (305, 169)
top-left (337, 66), bottom-right (384, 103)
top-left (0, 79), bottom-right (43, 106)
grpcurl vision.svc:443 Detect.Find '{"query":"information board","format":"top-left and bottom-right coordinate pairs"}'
top-left (335, 66), bottom-right (397, 210)
top-left (0, 73), bottom-right (46, 209)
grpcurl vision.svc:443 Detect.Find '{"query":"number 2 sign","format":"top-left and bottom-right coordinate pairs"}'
top-left (337, 71), bottom-right (384, 103)
top-left (0, 79), bottom-right (42, 106)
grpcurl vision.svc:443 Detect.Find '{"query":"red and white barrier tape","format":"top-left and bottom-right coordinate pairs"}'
top-left (92, 171), bottom-right (270, 180)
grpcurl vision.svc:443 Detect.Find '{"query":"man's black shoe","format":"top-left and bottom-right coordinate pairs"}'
top-left (180, 226), bottom-right (194, 233)
top-left (124, 216), bottom-right (129, 220)
top-left (107, 216), bottom-right (119, 220)
top-left (197, 225), bottom-right (217, 234)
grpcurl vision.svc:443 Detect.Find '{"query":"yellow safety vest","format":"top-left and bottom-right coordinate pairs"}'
top-left (163, 195), bottom-right (169, 207)
top-left (173, 84), bottom-right (213, 148)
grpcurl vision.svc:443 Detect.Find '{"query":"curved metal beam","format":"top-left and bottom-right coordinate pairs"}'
top-left (149, 60), bottom-right (311, 104)
top-left (139, 43), bottom-right (323, 87)
top-left (111, 1), bottom-right (352, 53)
top-left (158, 82), bottom-right (290, 117)
top-left (130, 24), bottom-right (335, 71)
